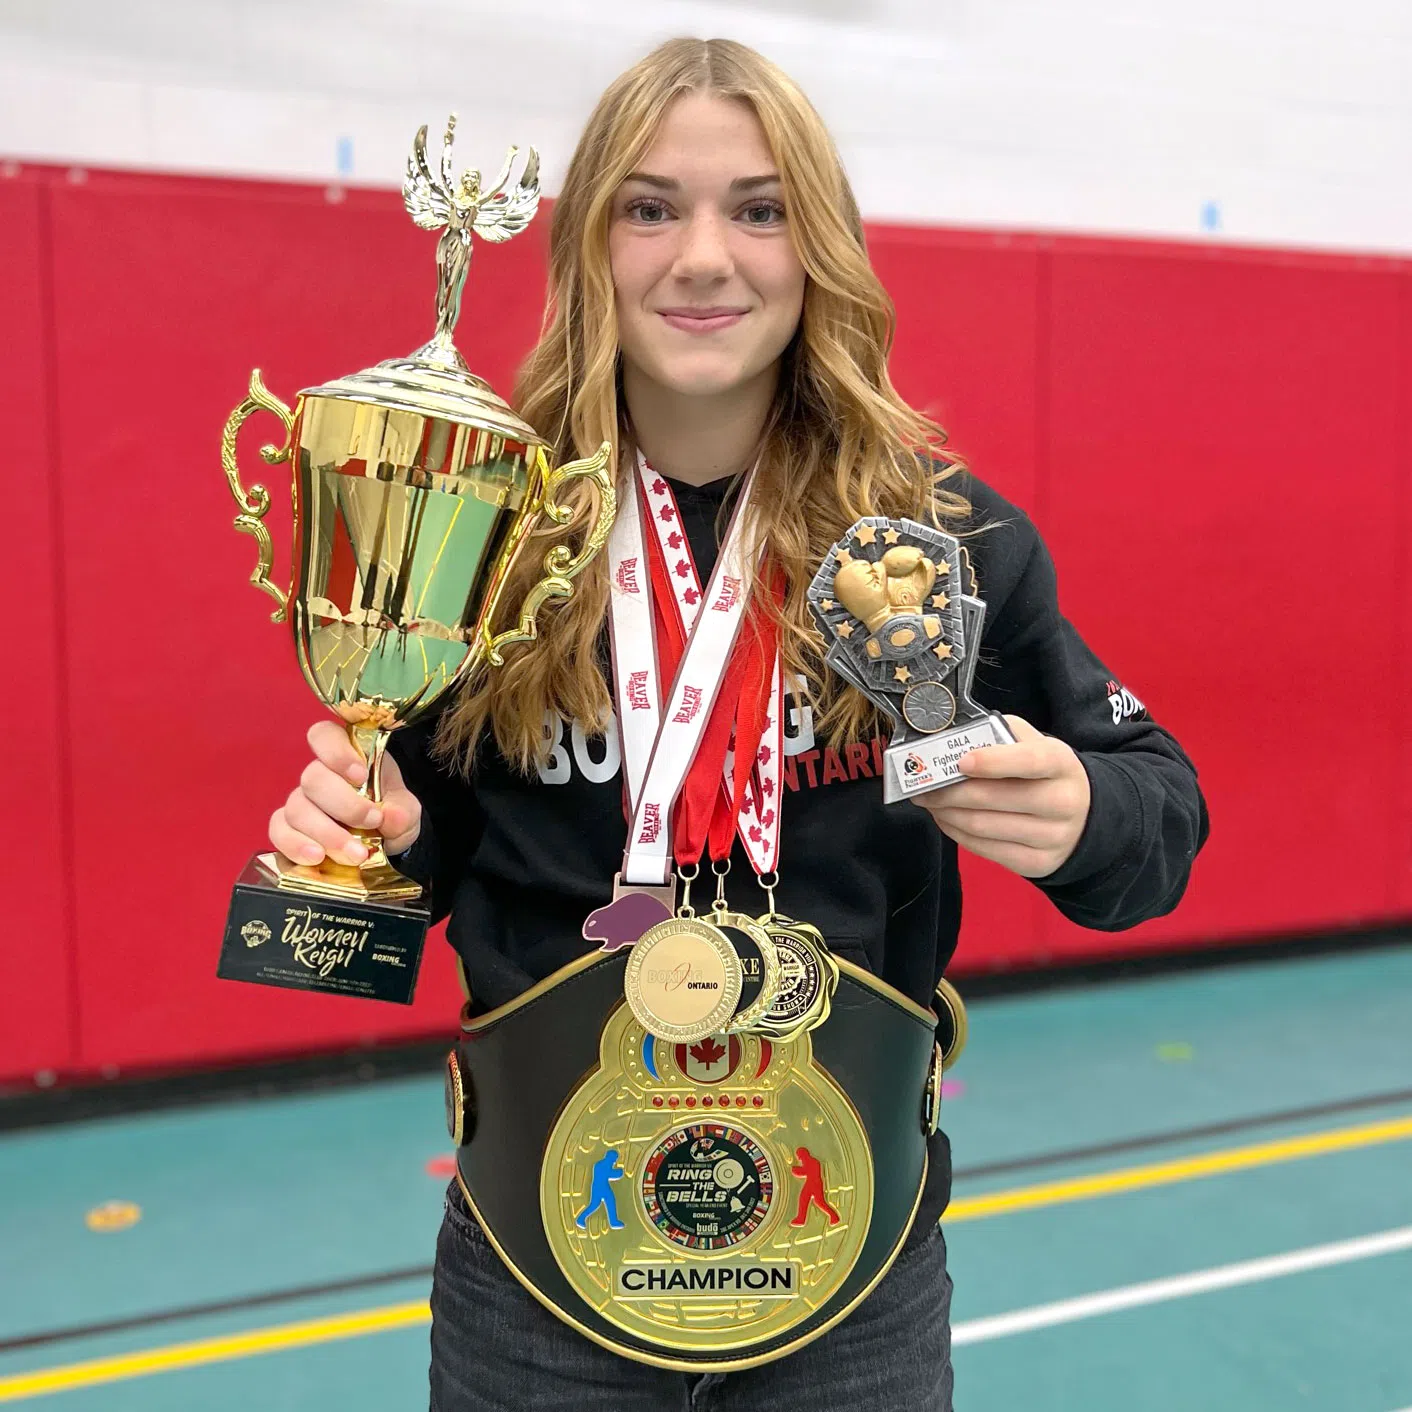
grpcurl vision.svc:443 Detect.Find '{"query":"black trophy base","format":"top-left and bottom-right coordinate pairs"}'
top-left (218, 855), bottom-right (431, 1005)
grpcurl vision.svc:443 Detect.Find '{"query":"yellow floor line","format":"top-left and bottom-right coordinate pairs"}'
top-left (945, 1113), bottom-right (1412, 1223)
top-left (0, 1303), bottom-right (430, 1403)
top-left (3, 1111), bottom-right (1410, 1402)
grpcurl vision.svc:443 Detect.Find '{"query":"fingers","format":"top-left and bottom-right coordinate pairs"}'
top-left (957, 741), bottom-right (1055, 780)
top-left (273, 783), bottom-right (371, 866)
top-left (927, 813), bottom-right (1062, 880)
top-left (308, 720), bottom-right (368, 785)
top-left (927, 777), bottom-right (1069, 818)
top-left (299, 755), bottom-right (384, 832)
top-left (377, 796), bottom-right (422, 857)
top-left (920, 803), bottom-right (1070, 851)
top-left (267, 721), bottom-right (422, 867)
top-left (957, 716), bottom-right (1054, 780)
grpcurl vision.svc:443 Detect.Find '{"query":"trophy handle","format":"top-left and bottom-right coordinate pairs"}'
top-left (483, 441), bottom-right (616, 666)
top-left (221, 369), bottom-right (295, 624)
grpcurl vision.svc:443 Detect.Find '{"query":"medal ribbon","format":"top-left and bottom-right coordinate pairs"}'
top-left (637, 464), bottom-right (785, 874)
top-left (712, 576), bottom-right (784, 868)
top-left (608, 454), bottom-right (784, 885)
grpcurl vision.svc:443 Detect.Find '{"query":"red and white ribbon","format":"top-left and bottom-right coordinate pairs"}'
top-left (605, 472), bottom-right (661, 810)
top-left (739, 654), bottom-right (784, 871)
top-left (607, 452), bottom-right (784, 885)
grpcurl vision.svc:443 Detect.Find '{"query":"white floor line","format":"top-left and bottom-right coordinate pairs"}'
top-left (952, 1225), bottom-right (1412, 1346)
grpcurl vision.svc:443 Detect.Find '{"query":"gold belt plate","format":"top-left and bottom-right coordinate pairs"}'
top-left (540, 1002), bottom-right (874, 1355)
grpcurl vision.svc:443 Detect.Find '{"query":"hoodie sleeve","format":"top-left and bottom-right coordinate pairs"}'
top-left (385, 712), bottom-right (486, 928)
top-left (969, 502), bottom-right (1209, 931)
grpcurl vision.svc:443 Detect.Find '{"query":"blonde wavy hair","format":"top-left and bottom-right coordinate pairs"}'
top-left (440, 36), bottom-right (969, 772)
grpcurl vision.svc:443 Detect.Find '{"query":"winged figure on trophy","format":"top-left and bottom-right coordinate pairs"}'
top-left (403, 115), bottom-right (542, 361)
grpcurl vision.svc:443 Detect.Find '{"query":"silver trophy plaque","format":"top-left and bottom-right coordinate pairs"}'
top-left (807, 517), bottom-right (1015, 803)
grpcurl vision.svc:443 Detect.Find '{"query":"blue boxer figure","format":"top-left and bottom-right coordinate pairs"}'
top-left (575, 1148), bottom-right (626, 1230)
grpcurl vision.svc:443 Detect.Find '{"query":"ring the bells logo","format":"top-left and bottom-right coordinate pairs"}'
top-left (541, 1003), bottom-right (873, 1355)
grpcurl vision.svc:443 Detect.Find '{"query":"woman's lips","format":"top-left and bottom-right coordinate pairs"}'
top-left (657, 308), bottom-right (748, 334)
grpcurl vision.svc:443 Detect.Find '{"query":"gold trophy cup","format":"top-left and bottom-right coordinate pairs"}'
top-left (216, 118), bottom-right (615, 1004)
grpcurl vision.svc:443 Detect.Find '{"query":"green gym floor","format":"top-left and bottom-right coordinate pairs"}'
top-left (3, 942), bottom-right (1410, 1410)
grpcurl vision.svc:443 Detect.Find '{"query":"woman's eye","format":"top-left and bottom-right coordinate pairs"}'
top-left (740, 201), bottom-right (786, 226)
top-left (626, 198), bottom-right (671, 224)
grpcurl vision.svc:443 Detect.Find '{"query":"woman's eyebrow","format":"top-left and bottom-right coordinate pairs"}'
top-left (619, 173), bottom-right (782, 191)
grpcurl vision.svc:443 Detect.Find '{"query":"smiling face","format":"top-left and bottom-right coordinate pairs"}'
top-left (608, 91), bottom-right (807, 403)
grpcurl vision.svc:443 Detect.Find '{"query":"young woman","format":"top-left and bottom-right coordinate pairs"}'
top-left (269, 37), bottom-right (1207, 1412)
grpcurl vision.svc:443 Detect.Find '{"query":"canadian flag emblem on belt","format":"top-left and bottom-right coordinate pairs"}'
top-left (675, 1034), bottom-right (741, 1082)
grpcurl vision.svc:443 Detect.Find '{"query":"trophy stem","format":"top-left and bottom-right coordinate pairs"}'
top-left (349, 722), bottom-right (388, 808)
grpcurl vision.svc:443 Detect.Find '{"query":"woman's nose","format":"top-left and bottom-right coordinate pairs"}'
top-left (672, 210), bottom-right (734, 282)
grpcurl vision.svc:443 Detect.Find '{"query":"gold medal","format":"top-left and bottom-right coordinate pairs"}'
top-left (698, 865), bottom-right (781, 1034)
top-left (734, 873), bottom-right (838, 1042)
top-left (712, 908), bottom-right (781, 1033)
top-left (752, 917), bottom-right (838, 1041)
top-left (623, 917), bottom-right (743, 1043)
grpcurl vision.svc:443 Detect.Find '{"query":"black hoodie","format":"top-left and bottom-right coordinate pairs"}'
top-left (389, 470), bottom-right (1209, 1232)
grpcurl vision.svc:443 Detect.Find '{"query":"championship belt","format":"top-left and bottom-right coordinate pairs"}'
top-left (444, 472), bottom-right (959, 1367)
top-left (448, 947), bottom-right (941, 1371)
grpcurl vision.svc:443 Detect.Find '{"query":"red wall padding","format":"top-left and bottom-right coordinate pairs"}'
top-left (2, 164), bottom-right (1409, 1080)
top-left (0, 177), bottom-right (74, 1076)
top-left (1397, 276), bottom-right (1412, 921)
top-left (1037, 246), bottom-right (1405, 957)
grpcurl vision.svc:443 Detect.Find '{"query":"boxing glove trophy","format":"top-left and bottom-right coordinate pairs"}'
top-left (807, 517), bottom-right (1014, 803)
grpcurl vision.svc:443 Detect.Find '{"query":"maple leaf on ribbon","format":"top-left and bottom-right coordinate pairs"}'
top-left (658, 504), bottom-right (676, 521)
top-left (675, 560), bottom-right (691, 578)
top-left (668, 531), bottom-right (683, 548)
top-left (690, 1036), bottom-right (727, 1068)
top-left (684, 588), bottom-right (700, 605)
top-left (762, 778), bottom-right (775, 797)
top-left (652, 477), bottom-right (667, 494)
top-left (758, 745), bottom-right (772, 765)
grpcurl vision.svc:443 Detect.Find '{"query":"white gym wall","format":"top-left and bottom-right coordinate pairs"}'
top-left (2, 0), bottom-right (1410, 252)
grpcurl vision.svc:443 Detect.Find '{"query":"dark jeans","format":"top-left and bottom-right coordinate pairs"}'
top-left (429, 1182), bottom-right (954, 1411)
